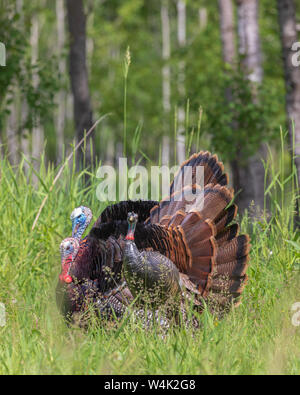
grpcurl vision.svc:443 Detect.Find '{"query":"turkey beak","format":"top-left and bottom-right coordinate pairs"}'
top-left (72, 222), bottom-right (79, 238)
top-left (129, 216), bottom-right (134, 223)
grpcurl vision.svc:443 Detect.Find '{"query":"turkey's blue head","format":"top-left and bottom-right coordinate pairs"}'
top-left (70, 206), bottom-right (93, 239)
top-left (59, 237), bottom-right (80, 284)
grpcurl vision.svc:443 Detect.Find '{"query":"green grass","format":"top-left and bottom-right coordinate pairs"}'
top-left (0, 144), bottom-right (299, 375)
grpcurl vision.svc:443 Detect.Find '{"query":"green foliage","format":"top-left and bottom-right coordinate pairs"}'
top-left (0, 3), bottom-right (26, 114)
top-left (19, 58), bottom-right (60, 129)
top-left (205, 64), bottom-right (278, 163)
top-left (0, 1), bottom-right (60, 147)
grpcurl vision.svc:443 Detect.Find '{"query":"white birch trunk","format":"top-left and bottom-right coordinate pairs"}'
top-left (236, 0), bottom-right (266, 213)
top-left (237, 0), bottom-right (263, 84)
top-left (5, 3), bottom-right (21, 165)
top-left (161, 0), bottom-right (171, 166)
top-left (20, 100), bottom-right (30, 173)
top-left (16, 0), bottom-right (30, 169)
top-left (56, 0), bottom-right (66, 163)
top-left (6, 98), bottom-right (18, 165)
top-left (219, 0), bottom-right (236, 66)
top-left (31, 14), bottom-right (44, 172)
top-left (199, 7), bottom-right (207, 31)
top-left (277, 0), bottom-right (300, 225)
top-left (176, 0), bottom-right (186, 164)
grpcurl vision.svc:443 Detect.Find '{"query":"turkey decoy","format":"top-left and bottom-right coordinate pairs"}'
top-left (58, 151), bottom-right (250, 320)
top-left (70, 206), bottom-right (93, 239)
top-left (123, 212), bottom-right (181, 307)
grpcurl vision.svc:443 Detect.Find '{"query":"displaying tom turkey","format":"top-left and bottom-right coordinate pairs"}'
top-left (57, 151), bottom-right (250, 322)
top-left (56, 201), bottom-right (157, 320)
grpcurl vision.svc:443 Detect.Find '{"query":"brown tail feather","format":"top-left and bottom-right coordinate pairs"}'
top-left (147, 185), bottom-right (203, 224)
top-left (215, 205), bottom-right (238, 233)
top-left (146, 151), bottom-right (229, 224)
top-left (200, 184), bottom-right (233, 221)
top-left (216, 224), bottom-right (239, 245)
top-left (216, 235), bottom-right (250, 264)
top-left (159, 215), bottom-right (172, 226)
top-left (148, 183), bottom-right (233, 226)
top-left (169, 151), bottom-right (229, 196)
top-left (214, 258), bottom-right (249, 277)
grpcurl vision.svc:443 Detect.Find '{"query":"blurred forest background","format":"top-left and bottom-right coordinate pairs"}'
top-left (0, 0), bottom-right (299, 215)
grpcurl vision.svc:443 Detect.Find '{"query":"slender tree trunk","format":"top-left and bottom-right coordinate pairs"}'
top-left (161, 0), bottom-right (171, 166)
top-left (5, 3), bottom-right (20, 165)
top-left (31, 13), bottom-right (44, 173)
top-left (199, 7), bottom-right (208, 31)
top-left (66, 0), bottom-right (94, 169)
top-left (106, 135), bottom-right (115, 166)
top-left (56, 0), bottom-right (66, 163)
top-left (219, 0), bottom-right (240, 195)
top-left (87, 11), bottom-right (94, 72)
top-left (235, 0), bottom-right (266, 214)
top-left (20, 100), bottom-right (30, 172)
top-left (6, 97), bottom-right (18, 165)
top-left (237, 0), bottom-right (263, 84)
top-left (16, 0), bottom-right (30, 170)
top-left (219, 0), bottom-right (236, 66)
top-left (0, 135), bottom-right (3, 159)
top-left (176, 0), bottom-right (186, 164)
top-left (277, 0), bottom-right (300, 225)
top-left (219, 0), bottom-right (236, 109)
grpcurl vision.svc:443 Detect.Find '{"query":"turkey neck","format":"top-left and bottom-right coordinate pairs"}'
top-left (124, 239), bottom-right (143, 273)
top-left (124, 220), bottom-right (144, 280)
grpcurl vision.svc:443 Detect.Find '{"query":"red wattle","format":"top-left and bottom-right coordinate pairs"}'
top-left (64, 275), bottom-right (73, 284)
top-left (60, 254), bottom-right (74, 284)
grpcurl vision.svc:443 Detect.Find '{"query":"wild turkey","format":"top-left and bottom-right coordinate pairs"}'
top-left (123, 212), bottom-right (181, 307)
top-left (57, 151), bottom-right (250, 320)
top-left (70, 206), bottom-right (93, 239)
top-left (58, 200), bottom-right (158, 293)
top-left (57, 235), bottom-right (176, 330)
top-left (56, 200), bottom-right (157, 319)
top-left (56, 236), bottom-right (132, 321)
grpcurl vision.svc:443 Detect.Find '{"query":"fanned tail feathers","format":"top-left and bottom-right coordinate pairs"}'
top-left (87, 151), bottom-right (250, 314)
top-left (144, 151), bottom-right (250, 311)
